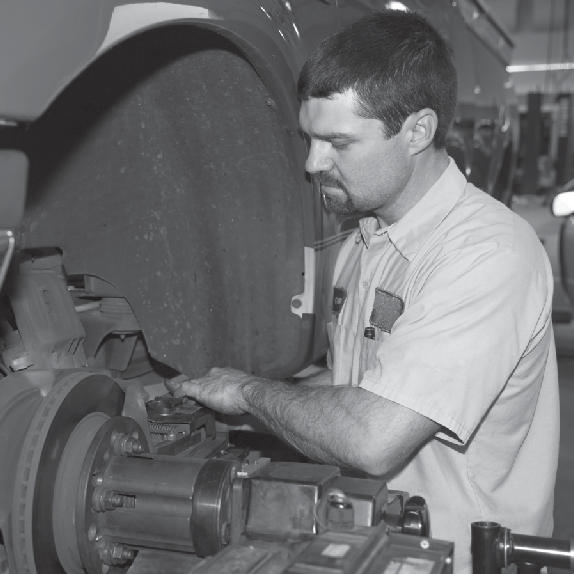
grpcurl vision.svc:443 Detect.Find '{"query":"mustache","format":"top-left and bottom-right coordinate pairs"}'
top-left (315, 173), bottom-right (343, 189)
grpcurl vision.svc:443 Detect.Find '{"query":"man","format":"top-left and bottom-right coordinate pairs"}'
top-left (175, 10), bottom-right (559, 573)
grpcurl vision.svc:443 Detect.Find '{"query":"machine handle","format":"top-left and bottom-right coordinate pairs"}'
top-left (402, 495), bottom-right (430, 538)
top-left (472, 521), bottom-right (574, 573)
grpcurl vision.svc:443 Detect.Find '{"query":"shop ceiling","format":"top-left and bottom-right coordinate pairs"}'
top-left (484, 0), bottom-right (574, 96)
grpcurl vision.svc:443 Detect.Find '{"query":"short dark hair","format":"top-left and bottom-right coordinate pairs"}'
top-left (297, 9), bottom-right (457, 148)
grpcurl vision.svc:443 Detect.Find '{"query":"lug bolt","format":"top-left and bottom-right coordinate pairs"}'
top-left (102, 544), bottom-right (135, 565)
top-left (113, 433), bottom-right (144, 456)
top-left (111, 545), bottom-right (135, 562)
top-left (102, 490), bottom-right (123, 510)
top-left (93, 488), bottom-right (124, 512)
top-left (122, 548), bottom-right (135, 561)
top-left (87, 523), bottom-right (98, 541)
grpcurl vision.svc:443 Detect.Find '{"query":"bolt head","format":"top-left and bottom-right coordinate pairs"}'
top-left (122, 548), bottom-right (135, 561)
top-left (87, 523), bottom-right (98, 541)
top-left (114, 434), bottom-right (144, 455)
top-left (110, 545), bottom-right (134, 562)
top-left (100, 490), bottom-right (124, 511)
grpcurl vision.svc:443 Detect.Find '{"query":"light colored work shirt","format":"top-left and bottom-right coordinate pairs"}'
top-left (327, 159), bottom-right (559, 574)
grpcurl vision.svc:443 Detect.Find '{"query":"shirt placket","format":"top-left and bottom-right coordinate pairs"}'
top-left (351, 233), bottom-right (393, 385)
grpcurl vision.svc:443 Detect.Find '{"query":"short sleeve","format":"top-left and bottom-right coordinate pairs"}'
top-left (360, 242), bottom-right (549, 444)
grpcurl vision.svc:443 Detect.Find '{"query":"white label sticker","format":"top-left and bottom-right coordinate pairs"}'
top-left (321, 543), bottom-right (350, 558)
top-left (383, 557), bottom-right (435, 574)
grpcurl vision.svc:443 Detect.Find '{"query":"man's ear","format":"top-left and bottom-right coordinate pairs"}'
top-left (403, 108), bottom-right (438, 155)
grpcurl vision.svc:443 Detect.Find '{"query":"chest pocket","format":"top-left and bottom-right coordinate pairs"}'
top-left (370, 288), bottom-right (404, 333)
top-left (359, 288), bottom-right (404, 380)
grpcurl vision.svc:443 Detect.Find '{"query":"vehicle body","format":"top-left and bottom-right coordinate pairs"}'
top-left (0, 0), bottom-right (516, 380)
top-left (0, 2), bottom-right (517, 573)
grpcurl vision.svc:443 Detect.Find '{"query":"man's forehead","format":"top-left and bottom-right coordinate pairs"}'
top-left (301, 91), bottom-right (356, 115)
top-left (299, 93), bottom-right (358, 127)
top-left (299, 92), bottom-right (382, 138)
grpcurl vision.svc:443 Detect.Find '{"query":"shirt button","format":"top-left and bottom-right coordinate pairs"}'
top-left (362, 281), bottom-right (370, 289)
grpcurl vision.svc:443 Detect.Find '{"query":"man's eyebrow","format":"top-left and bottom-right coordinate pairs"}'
top-left (298, 128), bottom-right (354, 141)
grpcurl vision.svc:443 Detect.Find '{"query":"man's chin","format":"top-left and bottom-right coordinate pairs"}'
top-left (323, 194), bottom-right (359, 217)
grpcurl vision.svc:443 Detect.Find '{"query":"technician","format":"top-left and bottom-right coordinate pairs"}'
top-left (175, 10), bottom-right (560, 573)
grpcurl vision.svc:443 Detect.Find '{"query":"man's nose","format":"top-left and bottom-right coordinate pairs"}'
top-left (305, 140), bottom-right (333, 175)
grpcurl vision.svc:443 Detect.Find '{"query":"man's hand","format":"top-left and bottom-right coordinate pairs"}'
top-left (170, 367), bottom-right (256, 416)
top-left (166, 365), bottom-right (438, 476)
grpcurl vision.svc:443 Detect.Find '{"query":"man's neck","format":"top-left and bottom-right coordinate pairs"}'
top-left (375, 148), bottom-right (450, 227)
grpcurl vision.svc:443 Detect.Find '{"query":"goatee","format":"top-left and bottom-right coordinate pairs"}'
top-left (322, 193), bottom-right (360, 217)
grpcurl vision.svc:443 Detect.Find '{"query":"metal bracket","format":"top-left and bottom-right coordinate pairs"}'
top-left (0, 230), bottom-right (15, 288)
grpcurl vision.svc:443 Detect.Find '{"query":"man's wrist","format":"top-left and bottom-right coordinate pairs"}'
top-left (237, 375), bottom-right (266, 413)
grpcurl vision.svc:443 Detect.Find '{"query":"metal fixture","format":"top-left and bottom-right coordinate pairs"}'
top-left (472, 521), bottom-right (574, 573)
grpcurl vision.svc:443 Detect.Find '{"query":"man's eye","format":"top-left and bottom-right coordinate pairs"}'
top-left (332, 141), bottom-right (350, 151)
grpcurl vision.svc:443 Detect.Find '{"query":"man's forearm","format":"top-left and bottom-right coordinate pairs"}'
top-left (175, 367), bottom-right (440, 476)
top-left (242, 378), bottom-right (389, 473)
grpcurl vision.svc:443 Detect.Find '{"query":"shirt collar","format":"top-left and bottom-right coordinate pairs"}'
top-left (358, 159), bottom-right (466, 260)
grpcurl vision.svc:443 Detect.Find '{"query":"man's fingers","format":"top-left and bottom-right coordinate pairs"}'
top-left (173, 380), bottom-right (200, 398)
top-left (165, 373), bottom-right (192, 395)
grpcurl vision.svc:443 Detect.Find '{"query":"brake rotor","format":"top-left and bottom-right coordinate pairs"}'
top-left (10, 371), bottom-right (125, 574)
top-left (75, 415), bottom-right (149, 574)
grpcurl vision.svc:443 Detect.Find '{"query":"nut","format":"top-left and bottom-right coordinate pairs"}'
top-left (101, 543), bottom-right (135, 566)
top-left (102, 491), bottom-right (123, 510)
top-left (113, 433), bottom-right (144, 456)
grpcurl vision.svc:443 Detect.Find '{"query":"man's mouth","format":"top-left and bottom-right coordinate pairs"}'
top-left (319, 181), bottom-right (343, 195)
top-left (320, 184), bottom-right (337, 193)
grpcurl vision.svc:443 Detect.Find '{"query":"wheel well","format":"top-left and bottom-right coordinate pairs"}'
top-left (1, 25), bottom-right (307, 378)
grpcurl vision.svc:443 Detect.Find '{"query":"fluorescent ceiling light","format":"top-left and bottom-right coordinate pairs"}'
top-left (508, 62), bottom-right (574, 73)
top-left (386, 2), bottom-right (409, 11)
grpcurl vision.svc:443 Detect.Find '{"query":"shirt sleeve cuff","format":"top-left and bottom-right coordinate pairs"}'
top-left (360, 373), bottom-right (472, 444)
